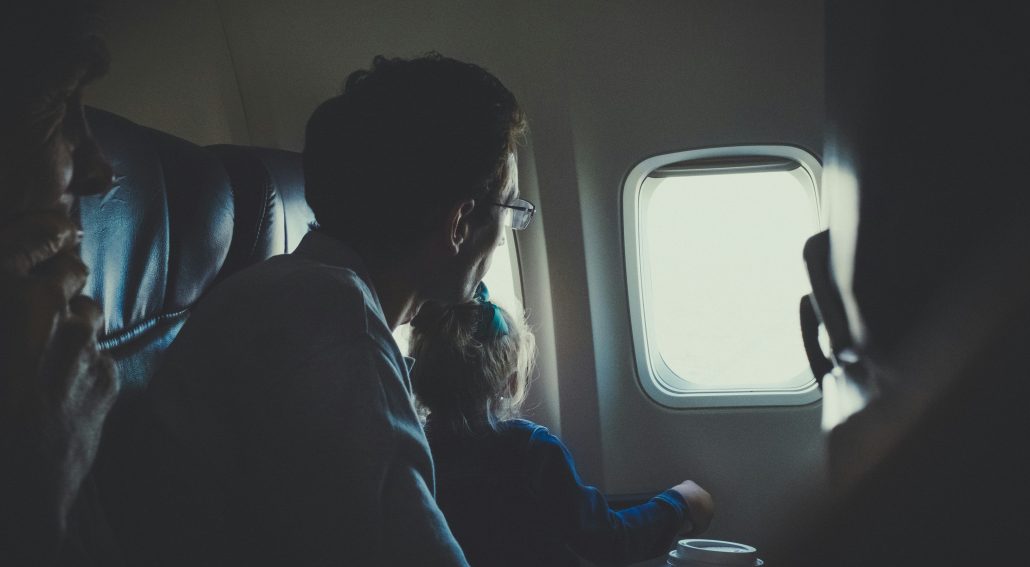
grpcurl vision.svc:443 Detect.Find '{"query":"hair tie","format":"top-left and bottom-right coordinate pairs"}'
top-left (474, 282), bottom-right (509, 339)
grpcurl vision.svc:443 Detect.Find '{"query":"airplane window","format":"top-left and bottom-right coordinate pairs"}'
top-left (625, 147), bottom-right (823, 407)
top-left (392, 232), bottom-right (521, 356)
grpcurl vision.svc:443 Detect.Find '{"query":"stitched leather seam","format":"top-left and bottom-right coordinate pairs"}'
top-left (242, 155), bottom-right (273, 263)
top-left (98, 307), bottom-right (191, 351)
top-left (247, 176), bottom-right (273, 262)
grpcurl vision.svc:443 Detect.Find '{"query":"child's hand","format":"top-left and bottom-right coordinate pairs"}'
top-left (672, 480), bottom-right (714, 535)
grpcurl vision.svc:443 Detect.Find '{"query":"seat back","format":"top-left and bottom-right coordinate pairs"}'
top-left (207, 143), bottom-right (314, 275)
top-left (79, 108), bottom-right (235, 395)
top-left (79, 108), bottom-right (313, 561)
top-left (79, 108), bottom-right (313, 397)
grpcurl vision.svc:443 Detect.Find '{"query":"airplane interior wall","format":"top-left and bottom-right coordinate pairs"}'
top-left (90, 0), bottom-right (826, 562)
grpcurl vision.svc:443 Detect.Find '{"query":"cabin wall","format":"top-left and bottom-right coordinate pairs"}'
top-left (90, 0), bottom-right (250, 146)
top-left (91, 0), bottom-right (826, 560)
top-left (555, 1), bottom-right (826, 555)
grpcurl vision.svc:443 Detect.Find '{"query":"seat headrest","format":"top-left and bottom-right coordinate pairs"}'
top-left (78, 107), bottom-right (234, 392)
top-left (77, 109), bottom-right (314, 395)
top-left (206, 144), bottom-right (314, 275)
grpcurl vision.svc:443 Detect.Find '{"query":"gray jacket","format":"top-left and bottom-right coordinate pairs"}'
top-left (145, 230), bottom-right (468, 566)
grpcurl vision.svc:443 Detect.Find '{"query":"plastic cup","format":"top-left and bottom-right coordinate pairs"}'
top-left (665, 538), bottom-right (764, 566)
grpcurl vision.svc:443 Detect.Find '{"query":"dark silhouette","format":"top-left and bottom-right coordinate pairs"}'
top-left (769, 3), bottom-right (1030, 565)
top-left (0, 1), bottom-right (119, 565)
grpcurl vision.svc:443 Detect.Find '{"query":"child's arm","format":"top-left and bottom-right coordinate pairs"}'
top-left (525, 427), bottom-right (713, 566)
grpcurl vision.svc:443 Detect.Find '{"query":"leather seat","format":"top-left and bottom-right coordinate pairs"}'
top-left (207, 144), bottom-right (313, 277)
top-left (79, 107), bottom-right (313, 396)
top-left (77, 107), bottom-right (313, 562)
top-left (79, 108), bottom-right (235, 395)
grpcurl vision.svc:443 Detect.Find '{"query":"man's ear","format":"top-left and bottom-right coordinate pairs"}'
top-left (445, 199), bottom-right (476, 256)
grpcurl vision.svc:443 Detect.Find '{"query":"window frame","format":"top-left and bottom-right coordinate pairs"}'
top-left (623, 145), bottom-right (823, 408)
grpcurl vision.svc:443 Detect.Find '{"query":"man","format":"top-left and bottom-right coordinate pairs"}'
top-left (0, 1), bottom-right (120, 564)
top-left (142, 53), bottom-right (528, 566)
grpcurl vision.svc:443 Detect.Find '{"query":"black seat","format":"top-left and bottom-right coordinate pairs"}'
top-left (78, 107), bottom-right (313, 562)
top-left (79, 108), bottom-right (235, 395)
top-left (206, 144), bottom-right (314, 277)
top-left (79, 108), bottom-right (314, 396)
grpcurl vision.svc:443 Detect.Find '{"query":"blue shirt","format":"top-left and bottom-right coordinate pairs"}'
top-left (144, 231), bottom-right (468, 566)
top-left (427, 419), bottom-right (688, 566)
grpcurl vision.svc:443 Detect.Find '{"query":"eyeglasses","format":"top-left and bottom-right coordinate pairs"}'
top-left (493, 198), bottom-right (536, 231)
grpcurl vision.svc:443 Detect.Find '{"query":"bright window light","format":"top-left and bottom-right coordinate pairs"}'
top-left (392, 233), bottom-right (521, 356)
top-left (480, 233), bottom-right (520, 314)
top-left (625, 146), bottom-right (823, 407)
top-left (644, 171), bottom-right (816, 386)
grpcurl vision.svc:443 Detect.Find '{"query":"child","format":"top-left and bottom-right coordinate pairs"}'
top-left (409, 282), bottom-right (714, 567)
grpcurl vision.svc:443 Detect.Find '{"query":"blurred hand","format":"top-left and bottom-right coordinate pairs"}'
top-left (0, 211), bottom-right (118, 543)
top-left (671, 480), bottom-right (714, 535)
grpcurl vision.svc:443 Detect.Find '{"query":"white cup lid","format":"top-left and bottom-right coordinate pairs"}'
top-left (669, 539), bottom-right (762, 566)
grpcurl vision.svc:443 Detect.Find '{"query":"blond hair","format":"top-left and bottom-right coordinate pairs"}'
top-left (408, 299), bottom-right (535, 435)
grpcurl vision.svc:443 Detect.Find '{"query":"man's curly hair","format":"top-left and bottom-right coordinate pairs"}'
top-left (303, 53), bottom-right (527, 248)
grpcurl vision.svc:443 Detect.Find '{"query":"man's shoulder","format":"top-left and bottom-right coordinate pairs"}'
top-left (217, 254), bottom-right (379, 326)
top-left (236, 252), bottom-right (366, 293)
top-left (159, 252), bottom-right (396, 374)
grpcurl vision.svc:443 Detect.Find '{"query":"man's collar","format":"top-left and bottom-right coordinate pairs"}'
top-left (292, 230), bottom-right (382, 309)
top-left (293, 230), bottom-right (366, 269)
